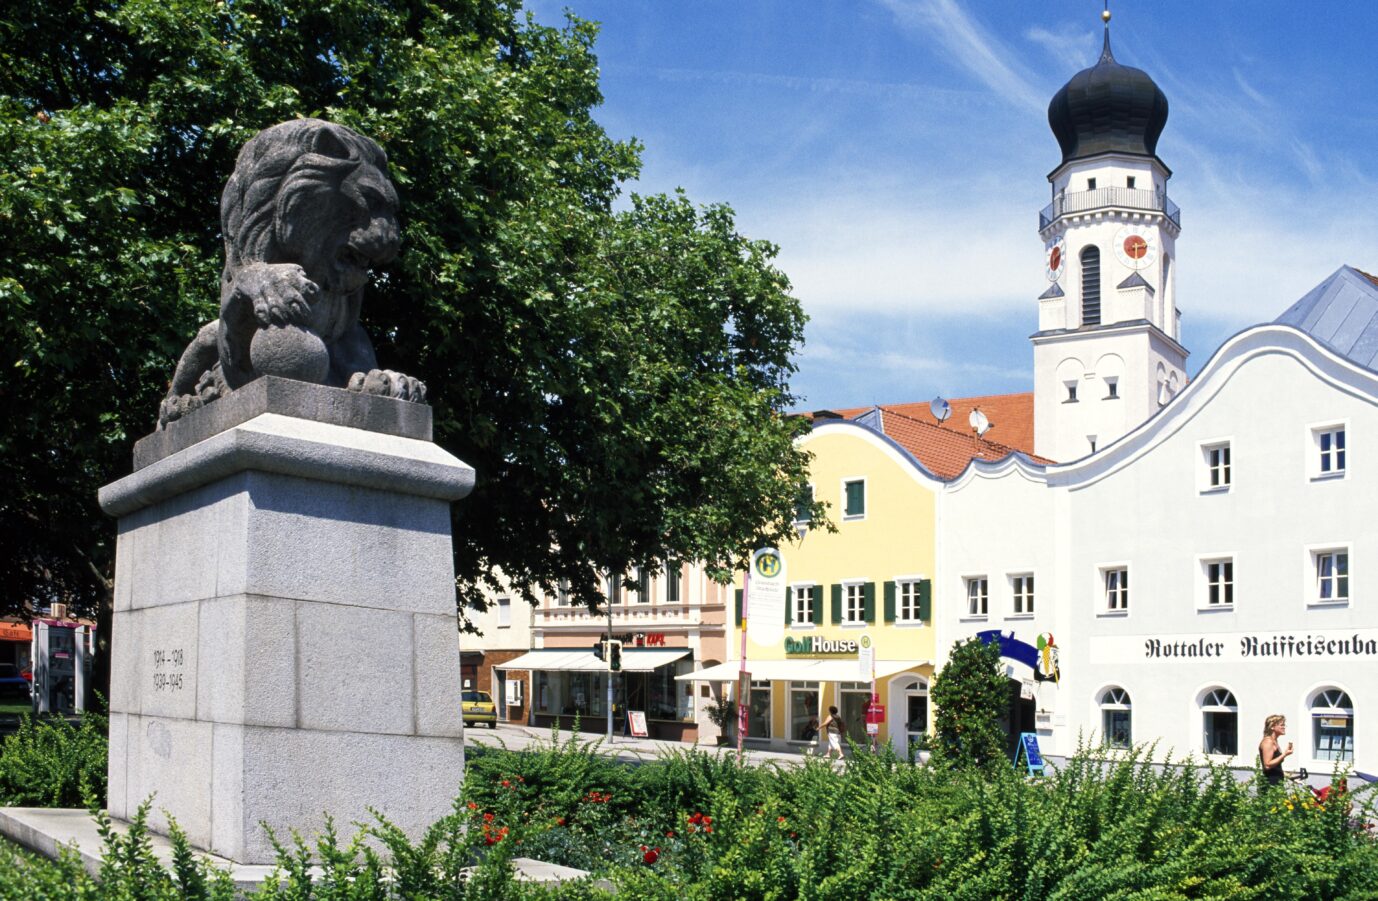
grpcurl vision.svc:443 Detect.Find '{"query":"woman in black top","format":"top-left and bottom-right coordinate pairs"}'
top-left (1259, 714), bottom-right (1293, 786)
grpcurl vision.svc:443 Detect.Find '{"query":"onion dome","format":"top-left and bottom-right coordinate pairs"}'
top-left (1047, 29), bottom-right (1168, 166)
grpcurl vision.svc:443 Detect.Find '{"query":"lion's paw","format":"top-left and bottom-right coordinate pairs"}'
top-left (347, 369), bottom-right (428, 403)
top-left (240, 263), bottom-right (320, 327)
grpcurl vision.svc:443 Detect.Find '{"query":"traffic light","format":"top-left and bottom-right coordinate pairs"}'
top-left (609, 640), bottom-right (622, 672)
top-left (592, 640), bottom-right (605, 661)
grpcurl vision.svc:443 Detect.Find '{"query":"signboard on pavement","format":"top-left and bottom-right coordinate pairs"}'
top-left (628, 710), bottom-right (649, 738)
top-left (747, 549), bottom-right (787, 644)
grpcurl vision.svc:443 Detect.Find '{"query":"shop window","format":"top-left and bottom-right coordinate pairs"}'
top-left (1201, 558), bottom-right (1234, 608)
top-left (644, 657), bottom-right (695, 722)
top-left (791, 584), bottom-right (816, 625)
top-left (840, 682), bottom-right (871, 739)
top-left (1100, 687), bottom-right (1132, 749)
top-left (1310, 688), bottom-right (1354, 762)
top-left (843, 583), bottom-right (866, 624)
top-left (537, 671), bottom-right (607, 718)
top-left (1313, 549), bottom-right (1350, 605)
top-left (497, 596), bottom-right (512, 628)
top-left (747, 680), bottom-right (772, 740)
top-left (1201, 441), bottom-right (1231, 491)
top-left (1201, 688), bottom-right (1238, 756)
top-left (788, 681), bottom-right (822, 742)
top-left (965, 577), bottom-right (988, 617)
top-left (1011, 574), bottom-right (1035, 615)
top-left (843, 479), bottom-right (866, 519)
top-left (1103, 567), bottom-right (1129, 612)
top-left (1312, 424), bottom-right (1346, 478)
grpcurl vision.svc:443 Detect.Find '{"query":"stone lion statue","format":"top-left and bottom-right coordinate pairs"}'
top-left (158, 119), bottom-right (426, 428)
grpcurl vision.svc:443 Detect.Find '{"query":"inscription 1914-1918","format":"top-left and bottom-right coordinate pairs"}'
top-left (152, 647), bottom-right (186, 692)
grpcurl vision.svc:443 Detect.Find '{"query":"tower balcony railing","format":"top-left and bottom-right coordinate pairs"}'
top-left (1039, 187), bottom-right (1181, 230)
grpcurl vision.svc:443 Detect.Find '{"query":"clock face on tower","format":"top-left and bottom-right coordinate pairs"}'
top-left (1045, 236), bottom-right (1067, 282)
top-left (1114, 225), bottom-right (1159, 270)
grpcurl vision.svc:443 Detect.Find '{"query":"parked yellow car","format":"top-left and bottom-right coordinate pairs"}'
top-left (462, 690), bottom-right (497, 728)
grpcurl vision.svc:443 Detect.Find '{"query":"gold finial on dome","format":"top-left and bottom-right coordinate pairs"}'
top-left (1102, 2), bottom-right (1111, 24)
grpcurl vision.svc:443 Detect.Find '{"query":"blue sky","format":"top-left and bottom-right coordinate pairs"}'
top-left (525, 1), bottom-right (1378, 411)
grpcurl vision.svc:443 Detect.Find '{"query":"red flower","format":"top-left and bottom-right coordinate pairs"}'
top-left (688, 812), bottom-right (704, 825)
top-left (517, 775), bottom-right (525, 782)
top-left (790, 832), bottom-right (798, 838)
top-left (501, 780), bottom-right (511, 788)
top-left (665, 830), bottom-right (675, 837)
top-left (483, 812), bottom-right (494, 822)
top-left (643, 848), bottom-right (660, 865)
top-left (704, 825), bottom-right (713, 834)
top-left (702, 816), bottom-right (712, 826)
top-left (467, 802), bottom-right (478, 810)
top-left (485, 835), bottom-right (498, 845)
top-left (556, 817), bottom-right (566, 826)
top-left (777, 816), bottom-right (786, 823)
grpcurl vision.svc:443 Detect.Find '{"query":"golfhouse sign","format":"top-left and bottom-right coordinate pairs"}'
top-left (784, 636), bottom-right (860, 655)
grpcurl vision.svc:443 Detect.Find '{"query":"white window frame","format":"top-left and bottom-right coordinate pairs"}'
top-left (1197, 554), bottom-right (1235, 611)
top-left (1098, 686), bottom-right (1132, 750)
top-left (1100, 564), bottom-right (1129, 615)
top-left (1200, 687), bottom-right (1239, 757)
top-left (497, 596), bottom-right (512, 628)
top-left (786, 681), bottom-right (823, 745)
top-left (1009, 573), bottom-right (1035, 618)
top-left (842, 580), bottom-right (866, 626)
top-left (1198, 438), bottom-right (1232, 493)
top-left (895, 576), bottom-right (927, 625)
top-left (1309, 686), bottom-right (1355, 763)
top-left (790, 583), bottom-right (816, 629)
top-left (794, 483), bottom-right (815, 526)
top-left (1308, 421), bottom-right (1348, 481)
top-left (963, 576), bottom-right (989, 620)
top-left (841, 477), bottom-right (867, 521)
top-left (1307, 544), bottom-right (1351, 607)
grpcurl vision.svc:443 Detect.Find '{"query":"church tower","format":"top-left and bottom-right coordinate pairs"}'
top-left (1032, 14), bottom-right (1188, 462)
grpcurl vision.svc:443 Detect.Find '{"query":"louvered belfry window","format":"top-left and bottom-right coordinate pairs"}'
top-left (1081, 245), bottom-right (1101, 326)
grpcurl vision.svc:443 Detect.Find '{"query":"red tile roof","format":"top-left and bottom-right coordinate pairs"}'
top-left (807, 392), bottom-right (1046, 479)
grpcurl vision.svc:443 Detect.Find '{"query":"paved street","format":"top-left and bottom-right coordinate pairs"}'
top-left (464, 721), bottom-right (817, 767)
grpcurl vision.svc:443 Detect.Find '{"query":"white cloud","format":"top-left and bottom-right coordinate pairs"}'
top-left (1025, 24), bottom-right (1098, 74)
top-left (877, 0), bottom-right (1045, 112)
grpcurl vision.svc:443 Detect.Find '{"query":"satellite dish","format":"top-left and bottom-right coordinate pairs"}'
top-left (969, 408), bottom-right (991, 437)
top-left (929, 397), bottom-right (951, 424)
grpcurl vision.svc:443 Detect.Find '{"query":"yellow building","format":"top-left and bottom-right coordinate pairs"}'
top-left (681, 397), bottom-right (1035, 754)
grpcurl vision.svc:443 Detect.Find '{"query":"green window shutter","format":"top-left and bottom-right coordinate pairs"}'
top-left (883, 581), bottom-right (896, 623)
top-left (918, 579), bottom-right (932, 622)
top-left (735, 589), bottom-right (743, 626)
top-left (830, 584), bottom-right (843, 624)
top-left (812, 590), bottom-right (824, 625)
top-left (863, 582), bottom-right (876, 623)
top-left (784, 587), bottom-right (792, 625)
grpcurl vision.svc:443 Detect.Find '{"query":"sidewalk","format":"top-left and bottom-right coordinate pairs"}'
top-left (466, 721), bottom-right (818, 767)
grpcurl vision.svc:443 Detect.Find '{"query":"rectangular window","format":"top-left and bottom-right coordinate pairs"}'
top-left (794, 484), bottom-right (814, 525)
top-left (1205, 559), bottom-right (1234, 607)
top-left (843, 583), bottom-right (866, 623)
top-left (1317, 426), bottom-right (1346, 476)
top-left (1011, 574), bottom-right (1035, 615)
top-left (747, 680), bottom-right (772, 740)
top-left (1087, 177), bottom-right (1097, 190)
top-left (665, 561), bottom-right (682, 604)
top-left (1315, 550), bottom-right (1350, 604)
top-left (556, 579), bottom-right (571, 606)
top-left (634, 567), bottom-right (651, 603)
top-left (788, 681), bottom-right (821, 742)
top-left (792, 584), bottom-right (815, 624)
top-left (965, 577), bottom-right (988, 617)
top-left (1065, 382), bottom-right (1078, 402)
top-left (606, 573), bottom-right (622, 607)
top-left (1104, 568), bottom-right (1129, 612)
top-left (843, 479), bottom-right (866, 519)
top-left (1126, 175), bottom-right (1136, 189)
top-left (1105, 378), bottom-right (1118, 399)
top-left (897, 580), bottom-right (924, 623)
top-left (497, 596), bottom-right (512, 627)
top-left (1205, 443), bottom-right (1231, 489)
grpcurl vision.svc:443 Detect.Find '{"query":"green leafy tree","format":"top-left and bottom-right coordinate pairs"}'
top-left (0, 0), bottom-right (820, 652)
top-left (930, 636), bottom-right (1008, 770)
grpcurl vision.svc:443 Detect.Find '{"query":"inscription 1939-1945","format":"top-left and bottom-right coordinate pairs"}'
top-left (152, 647), bottom-right (186, 692)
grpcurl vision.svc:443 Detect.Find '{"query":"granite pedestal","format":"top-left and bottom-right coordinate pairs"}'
top-left (96, 381), bottom-right (474, 865)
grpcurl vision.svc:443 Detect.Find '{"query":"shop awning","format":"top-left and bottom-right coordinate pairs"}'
top-left (0, 622), bottom-right (31, 643)
top-left (675, 659), bottom-right (929, 682)
top-left (496, 648), bottom-right (691, 673)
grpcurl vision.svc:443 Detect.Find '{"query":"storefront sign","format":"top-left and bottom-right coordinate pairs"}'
top-left (747, 548), bottom-right (787, 645)
top-left (640, 633), bottom-right (667, 647)
top-left (1090, 628), bottom-right (1378, 664)
top-left (784, 636), bottom-right (859, 655)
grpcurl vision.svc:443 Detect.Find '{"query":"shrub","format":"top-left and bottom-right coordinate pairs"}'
top-left (0, 709), bottom-right (108, 807)
top-left (929, 637), bottom-right (1007, 770)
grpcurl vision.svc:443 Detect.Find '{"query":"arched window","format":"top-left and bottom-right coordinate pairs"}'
top-left (1201, 688), bottom-right (1238, 755)
top-left (1081, 246), bottom-right (1101, 326)
top-left (1311, 688), bottom-right (1354, 762)
top-left (1100, 687), bottom-right (1132, 749)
